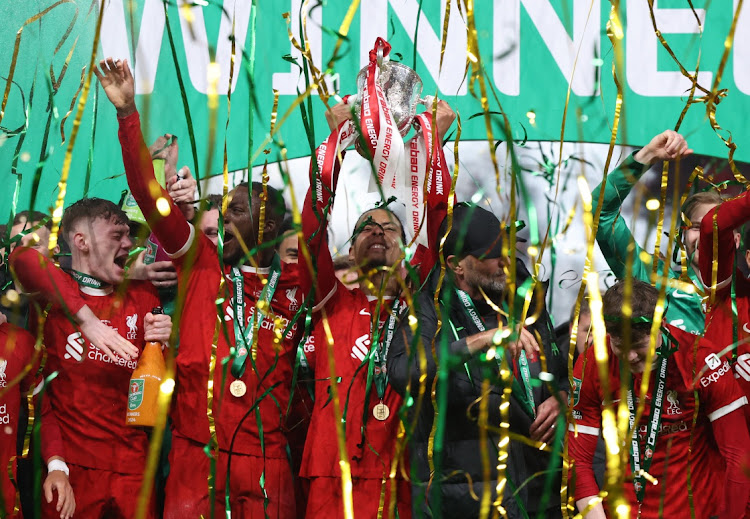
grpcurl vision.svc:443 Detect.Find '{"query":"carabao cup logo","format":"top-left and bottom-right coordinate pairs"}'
top-left (128, 379), bottom-right (145, 410)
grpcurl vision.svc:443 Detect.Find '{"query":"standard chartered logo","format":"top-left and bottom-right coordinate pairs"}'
top-left (64, 332), bottom-right (137, 369)
top-left (351, 334), bottom-right (371, 362)
top-left (65, 332), bottom-right (85, 361)
top-left (735, 353), bottom-right (750, 382)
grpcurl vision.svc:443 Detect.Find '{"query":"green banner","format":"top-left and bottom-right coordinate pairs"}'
top-left (1, 0), bottom-right (748, 218)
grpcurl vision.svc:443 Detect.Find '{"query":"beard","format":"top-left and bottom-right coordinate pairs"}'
top-left (465, 269), bottom-right (506, 301)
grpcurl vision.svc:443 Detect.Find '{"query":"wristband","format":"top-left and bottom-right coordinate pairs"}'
top-left (47, 459), bottom-right (69, 476)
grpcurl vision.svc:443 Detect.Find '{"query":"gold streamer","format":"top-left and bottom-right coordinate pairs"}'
top-left (703, 0), bottom-right (747, 184)
top-left (427, 113), bottom-right (461, 475)
top-left (47, 0), bottom-right (104, 256)
top-left (59, 66), bottom-right (86, 144)
top-left (0, 0), bottom-right (74, 127)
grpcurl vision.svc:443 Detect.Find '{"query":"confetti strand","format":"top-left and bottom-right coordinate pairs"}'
top-left (162, 0), bottom-right (202, 194)
top-left (704, 0), bottom-right (747, 184)
top-left (47, 0), bottom-right (104, 255)
top-left (0, 0), bottom-right (75, 127)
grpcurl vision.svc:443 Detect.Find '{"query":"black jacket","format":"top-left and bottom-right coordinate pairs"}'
top-left (388, 259), bottom-right (568, 518)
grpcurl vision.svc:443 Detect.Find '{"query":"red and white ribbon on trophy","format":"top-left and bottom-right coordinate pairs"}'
top-left (311, 37), bottom-right (453, 276)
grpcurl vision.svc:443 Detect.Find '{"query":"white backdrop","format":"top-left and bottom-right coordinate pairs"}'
top-left (202, 140), bottom-right (683, 326)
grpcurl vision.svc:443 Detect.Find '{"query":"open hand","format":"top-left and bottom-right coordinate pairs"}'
top-left (75, 306), bottom-right (139, 360)
top-left (94, 57), bottom-right (136, 117)
top-left (44, 465), bottom-right (75, 519)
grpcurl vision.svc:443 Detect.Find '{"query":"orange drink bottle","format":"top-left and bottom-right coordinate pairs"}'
top-left (126, 307), bottom-right (166, 427)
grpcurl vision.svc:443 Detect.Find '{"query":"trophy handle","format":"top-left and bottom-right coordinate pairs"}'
top-left (419, 95), bottom-right (436, 107)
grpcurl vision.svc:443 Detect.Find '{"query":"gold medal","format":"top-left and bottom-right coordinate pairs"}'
top-left (372, 402), bottom-right (390, 421)
top-left (230, 380), bottom-right (247, 398)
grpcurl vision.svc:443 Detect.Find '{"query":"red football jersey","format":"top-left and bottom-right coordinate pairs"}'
top-left (300, 288), bottom-right (406, 479)
top-left (698, 190), bottom-right (750, 423)
top-left (118, 111), bottom-right (303, 458)
top-left (167, 229), bottom-right (301, 457)
top-left (569, 326), bottom-right (747, 519)
top-left (0, 323), bottom-right (35, 518)
top-left (42, 281), bottom-right (159, 473)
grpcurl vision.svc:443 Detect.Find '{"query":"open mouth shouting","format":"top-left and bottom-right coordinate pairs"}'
top-left (113, 252), bottom-right (128, 271)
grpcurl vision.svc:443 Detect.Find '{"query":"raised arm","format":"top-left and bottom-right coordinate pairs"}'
top-left (300, 117), bottom-right (354, 304)
top-left (592, 130), bottom-right (691, 281)
top-left (410, 101), bottom-right (454, 282)
top-left (94, 58), bottom-right (191, 256)
top-left (9, 247), bottom-right (138, 361)
top-left (699, 189), bottom-right (750, 291)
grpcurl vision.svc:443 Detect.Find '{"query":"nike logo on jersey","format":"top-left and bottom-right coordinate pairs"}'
top-left (351, 334), bottom-right (371, 361)
top-left (743, 323), bottom-right (750, 335)
top-left (359, 309), bottom-right (371, 317)
top-left (671, 290), bottom-right (694, 299)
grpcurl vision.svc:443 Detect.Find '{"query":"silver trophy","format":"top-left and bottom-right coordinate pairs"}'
top-left (349, 49), bottom-right (434, 138)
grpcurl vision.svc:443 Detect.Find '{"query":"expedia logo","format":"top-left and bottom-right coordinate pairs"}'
top-left (705, 353), bottom-right (721, 370)
top-left (701, 361), bottom-right (731, 387)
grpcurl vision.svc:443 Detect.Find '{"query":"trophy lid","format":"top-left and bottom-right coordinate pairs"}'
top-left (354, 60), bottom-right (423, 137)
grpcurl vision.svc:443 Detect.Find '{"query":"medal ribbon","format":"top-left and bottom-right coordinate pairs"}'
top-left (230, 254), bottom-right (282, 379)
top-left (454, 288), bottom-right (536, 418)
top-left (369, 298), bottom-right (404, 400)
top-left (627, 347), bottom-right (669, 503)
top-left (68, 269), bottom-right (105, 289)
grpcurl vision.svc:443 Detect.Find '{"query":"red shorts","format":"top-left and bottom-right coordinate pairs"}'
top-left (164, 433), bottom-right (296, 519)
top-left (306, 476), bottom-right (411, 519)
top-left (42, 463), bottom-right (154, 519)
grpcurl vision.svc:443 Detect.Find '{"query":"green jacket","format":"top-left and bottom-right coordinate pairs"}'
top-left (592, 154), bottom-right (704, 335)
